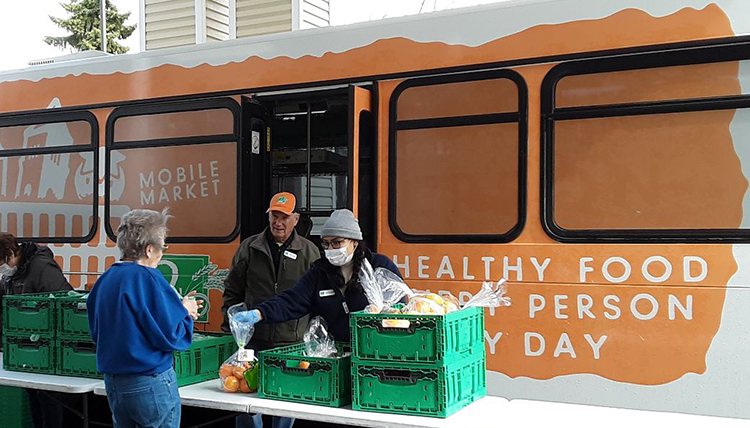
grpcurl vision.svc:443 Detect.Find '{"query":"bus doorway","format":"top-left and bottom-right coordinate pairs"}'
top-left (240, 86), bottom-right (374, 246)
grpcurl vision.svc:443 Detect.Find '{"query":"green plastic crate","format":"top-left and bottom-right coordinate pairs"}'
top-left (258, 342), bottom-right (351, 407)
top-left (0, 386), bottom-right (33, 428)
top-left (351, 352), bottom-right (487, 418)
top-left (174, 332), bottom-right (237, 387)
top-left (350, 306), bottom-right (484, 366)
top-left (56, 292), bottom-right (91, 337)
top-left (2, 291), bottom-right (69, 335)
top-left (3, 332), bottom-right (55, 374)
top-left (57, 335), bottom-right (101, 379)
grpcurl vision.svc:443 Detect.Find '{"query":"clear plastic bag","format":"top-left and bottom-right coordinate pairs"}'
top-left (219, 303), bottom-right (258, 393)
top-left (359, 258), bottom-right (382, 312)
top-left (304, 316), bottom-right (337, 358)
top-left (464, 279), bottom-right (511, 309)
top-left (359, 259), bottom-right (413, 313)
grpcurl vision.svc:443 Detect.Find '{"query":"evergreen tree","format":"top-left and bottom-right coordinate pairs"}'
top-left (44, 0), bottom-right (136, 54)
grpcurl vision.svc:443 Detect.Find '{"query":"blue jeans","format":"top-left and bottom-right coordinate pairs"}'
top-left (236, 414), bottom-right (295, 428)
top-left (104, 368), bottom-right (181, 428)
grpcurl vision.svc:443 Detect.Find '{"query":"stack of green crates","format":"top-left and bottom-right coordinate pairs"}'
top-left (349, 306), bottom-right (487, 418)
top-left (3, 291), bottom-right (236, 386)
top-left (2, 291), bottom-right (70, 374)
top-left (258, 342), bottom-right (352, 407)
top-left (55, 292), bottom-right (100, 378)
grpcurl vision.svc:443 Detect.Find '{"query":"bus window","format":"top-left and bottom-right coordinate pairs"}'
top-left (106, 99), bottom-right (240, 242)
top-left (556, 60), bottom-right (750, 108)
top-left (114, 108), bottom-right (234, 142)
top-left (0, 112), bottom-right (97, 241)
top-left (397, 78), bottom-right (519, 120)
top-left (544, 58), bottom-right (750, 242)
top-left (389, 70), bottom-right (527, 243)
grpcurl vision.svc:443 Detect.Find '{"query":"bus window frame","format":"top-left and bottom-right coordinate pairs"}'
top-left (541, 45), bottom-right (750, 243)
top-left (0, 110), bottom-right (98, 243)
top-left (104, 98), bottom-right (242, 244)
top-left (388, 69), bottom-right (528, 244)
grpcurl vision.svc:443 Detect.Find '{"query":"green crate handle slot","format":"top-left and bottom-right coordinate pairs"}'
top-left (6, 337), bottom-right (49, 349)
top-left (8, 301), bottom-right (49, 311)
top-left (61, 301), bottom-right (87, 314)
top-left (358, 318), bottom-right (438, 334)
top-left (67, 341), bottom-right (96, 353)
top-left (264, 358), bottom-right (333, 374)
top-left (377, 321), bottom-right (416, 334)
top-left (361, 367), bottom-right (438, 384)
top-left (281, 365), bottom-right (314, 376)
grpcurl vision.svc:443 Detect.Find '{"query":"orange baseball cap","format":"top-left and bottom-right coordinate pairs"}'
top-left (267, 192), bottom-right (296, 215)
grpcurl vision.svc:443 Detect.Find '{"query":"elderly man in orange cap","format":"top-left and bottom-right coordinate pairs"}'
top-left (222, 192), bottom-right (319, 428)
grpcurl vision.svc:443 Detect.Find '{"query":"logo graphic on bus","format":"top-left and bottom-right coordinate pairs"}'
top-left (157, 254), bottom-right (229, 324)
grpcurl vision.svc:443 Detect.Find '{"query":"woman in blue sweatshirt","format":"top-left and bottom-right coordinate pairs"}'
top-left (243, 209), bottom-right (402, 342)
top-left (88, 209), bottom-right (199, 428)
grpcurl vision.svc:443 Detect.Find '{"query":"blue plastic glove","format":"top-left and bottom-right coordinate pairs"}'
top-left (233, 310), bottom-right (260, 326)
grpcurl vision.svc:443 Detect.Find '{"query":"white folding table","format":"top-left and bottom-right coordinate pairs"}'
top-left (0, 357), bottom-right (103, 428)
top-left (121, 380), bottom-right (505, 428)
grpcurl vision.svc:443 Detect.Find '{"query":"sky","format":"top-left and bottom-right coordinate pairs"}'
top-left (0, 0), bottom-right (504, 72)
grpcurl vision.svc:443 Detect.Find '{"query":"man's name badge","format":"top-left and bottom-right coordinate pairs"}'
top-left (284, 251), bottom-right (297, 260)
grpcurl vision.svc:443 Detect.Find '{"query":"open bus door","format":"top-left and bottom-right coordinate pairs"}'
top-left (240, 96), bottom-right (271, 240)
top-left (244, 86), bottom-right (374, 244)
top-left (348, 85), bottom-right (376, 247)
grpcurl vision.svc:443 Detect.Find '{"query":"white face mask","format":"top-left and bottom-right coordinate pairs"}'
top-left (325, 246), bottom-right (354, 267)
top-left (0, 263), bottom-right (17, 277)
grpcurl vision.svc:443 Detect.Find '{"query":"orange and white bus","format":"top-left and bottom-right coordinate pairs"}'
top-left (1, 0), bottom-right (750, 419)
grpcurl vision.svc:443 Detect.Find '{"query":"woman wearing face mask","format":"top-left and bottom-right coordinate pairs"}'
top-left (0, 233), bottom-right (73, 428)
top-left (243, 209), bottom-right (402, 343)
top-left (0, 233), bottom-right (72, 337)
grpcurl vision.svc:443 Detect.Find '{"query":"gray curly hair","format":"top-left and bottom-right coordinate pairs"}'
top-left (116, 208), bottom-right (172, 261)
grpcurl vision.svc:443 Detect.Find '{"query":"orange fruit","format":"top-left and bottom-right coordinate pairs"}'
top-left (224, 376), bottom-right (240, 392)
top-left (299, 361), bottom-right (310, 369)
top-left (232, 366), bottom-right (246, 380)
top-left (239, 378), bottom-right (251, 393)
top-left (219, 365), bottom-right (234, 379)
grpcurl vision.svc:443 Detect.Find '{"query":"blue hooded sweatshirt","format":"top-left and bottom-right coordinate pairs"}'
top-left (87, 262), bottom-right (193, 375)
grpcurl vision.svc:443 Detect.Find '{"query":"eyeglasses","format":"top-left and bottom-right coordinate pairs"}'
top-left (151, 244), bottom-right (168, 253)
top-left (321, 239), bottom-right (349, 250)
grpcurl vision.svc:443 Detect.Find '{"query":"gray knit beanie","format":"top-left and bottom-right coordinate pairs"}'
top-left (320, 209), bottom-right (363, 240)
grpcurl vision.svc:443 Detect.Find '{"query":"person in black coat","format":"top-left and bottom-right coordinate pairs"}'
top-left (244, 209), bottom-right (402, 343)
top-left (0, 233), bottom-right (74, 428)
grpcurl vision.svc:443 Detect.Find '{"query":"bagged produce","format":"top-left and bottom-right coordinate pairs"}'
top-left (219, 303), bottom-right (259, 393)
top-left (400, 280), bottom-right (510, 315)
top-left (359, 259), bottom-right (413, 313)
top-left (303, 316), bottom-right (337, 358)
